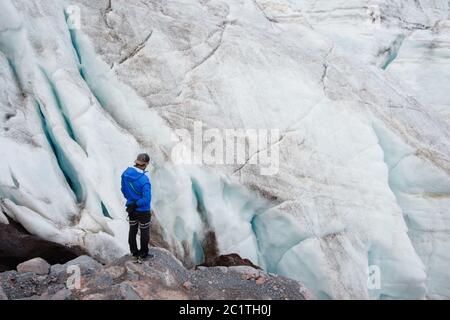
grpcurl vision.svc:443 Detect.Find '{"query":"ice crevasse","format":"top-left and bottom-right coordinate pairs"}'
top-left (0, 0), bottom-right (449, 299)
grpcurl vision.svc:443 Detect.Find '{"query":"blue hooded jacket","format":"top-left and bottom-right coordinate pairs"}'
top-left (120, 167), bottom-right (151, 212)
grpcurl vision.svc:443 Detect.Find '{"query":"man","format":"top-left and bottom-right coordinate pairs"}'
top-left (121, 153), bottom-right (153, 262)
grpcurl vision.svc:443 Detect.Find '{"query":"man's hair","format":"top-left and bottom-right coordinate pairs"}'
top-left (135, 153), bottom-right (150, 166)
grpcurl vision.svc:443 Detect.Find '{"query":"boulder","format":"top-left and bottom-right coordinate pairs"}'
top-left (17, 257), bottom-right (50, 275)
top-left (50, 255), bottom-right (102, 278)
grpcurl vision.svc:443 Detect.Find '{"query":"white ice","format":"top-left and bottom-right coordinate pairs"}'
top-left (0, 0), bottom-right (449, 299)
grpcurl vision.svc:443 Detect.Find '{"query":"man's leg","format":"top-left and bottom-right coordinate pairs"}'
top-left (128, 212), bottom-right (139, 256)
top-left (138, 213), bottom-right (151, 258)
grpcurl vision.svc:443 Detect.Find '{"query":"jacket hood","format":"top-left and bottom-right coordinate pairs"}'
top-left (122, 167), bottom-right (146, 181)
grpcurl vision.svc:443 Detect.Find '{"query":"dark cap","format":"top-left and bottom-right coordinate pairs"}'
top-left (135, 153), bottom-right (150, 166)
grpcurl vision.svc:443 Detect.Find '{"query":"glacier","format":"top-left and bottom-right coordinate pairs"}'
top-left (0, 0), bottom-right (449, 299)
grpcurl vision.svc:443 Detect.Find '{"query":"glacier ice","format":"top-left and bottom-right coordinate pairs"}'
top-left (0, 0), bottom-right (449, 299)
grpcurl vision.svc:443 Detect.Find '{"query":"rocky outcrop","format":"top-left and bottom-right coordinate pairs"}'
top-left (0, 219), bottom-right (87, 272)
top-left (199, 253), bottom-right (261, 270)
top-left (0, 248), bottom-right (313, 300)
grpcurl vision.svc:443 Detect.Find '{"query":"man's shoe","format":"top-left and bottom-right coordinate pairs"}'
top-left (131, 253), bottom-right (140, 263)
top-left (139, 254), bottom-right (154, 262)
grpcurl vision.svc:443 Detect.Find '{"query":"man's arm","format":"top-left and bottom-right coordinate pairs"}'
top-left (120, 175), bottom-right (126, 198)
top-left (136, 182), bottom-right (151, 209)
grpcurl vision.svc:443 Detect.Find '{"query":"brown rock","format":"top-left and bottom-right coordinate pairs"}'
top-left (17, 257), bottom-right (50, 275)
top-left (199, 253), bottom-right (261, 269)
top-left (155, 288), bottom-right (189, 300)
top-left (255, 276), bottom-right (266, 285)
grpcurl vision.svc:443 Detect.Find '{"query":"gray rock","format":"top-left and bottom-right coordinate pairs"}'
top-left (119, 283), bottom-right (141, 300)
top-left (67, 255), bottom-right (102, 270)
top-left (17, 258), bottom-right (50, 275)
top-left (0, 285), bottom-right (8, 300)
top-left (49, 265), bottom-right (66, 278)
top-left (85, 273), bottom-right (114, 289)
top-left (38, 292), bottom-right (51, 300)
top-left (104, 265), bottom-right (126, 279)
top-left (143, 265), bottom-right (177, 287)
top-left (125, 270), bottom-right (140, 281)
top-left (0, 270), bottom-right (53, 300)
top-left (50, 288), bottom-right (72, 300)
top-left (228, 265), bottom-right (262, 276)
top-left (213, 266), bottom-right (228, 273)
top-left (50, 255), bottom-right (102, 278)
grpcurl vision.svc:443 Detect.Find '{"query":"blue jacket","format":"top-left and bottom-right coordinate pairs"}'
top-left (121, 167), bottom-right (151, 212)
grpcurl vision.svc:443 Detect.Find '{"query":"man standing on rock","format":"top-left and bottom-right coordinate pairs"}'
top-left (121, 153), bottom-right (153, 262)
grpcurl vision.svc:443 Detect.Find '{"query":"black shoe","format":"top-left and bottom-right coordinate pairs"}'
top-left (131, 252), bottom-right (140, 262)
top-left (139, 254), bottom-right (154, 262)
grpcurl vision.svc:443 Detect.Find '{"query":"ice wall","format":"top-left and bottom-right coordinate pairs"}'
top-left (0, 0), bottom-right (449, 299)
top-left (0, 0), bottom-right (138, 260)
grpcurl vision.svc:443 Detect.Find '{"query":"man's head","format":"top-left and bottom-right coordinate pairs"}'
top-left (135, 153), bottom-right (150, 170)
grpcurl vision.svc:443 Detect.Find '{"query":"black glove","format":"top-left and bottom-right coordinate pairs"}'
top-left (126, 202), bottom-right (138, 214)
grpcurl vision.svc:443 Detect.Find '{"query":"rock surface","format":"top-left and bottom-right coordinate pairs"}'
top-left (17, 258), bottom-right (50, 275)
top-left (0, 220), bottom-right (87, 272)
top-left (0, 248), bottom-right (312, 300)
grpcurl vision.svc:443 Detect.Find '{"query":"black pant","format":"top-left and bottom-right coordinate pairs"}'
top-left (128, 211), bottom-right (151, 257)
